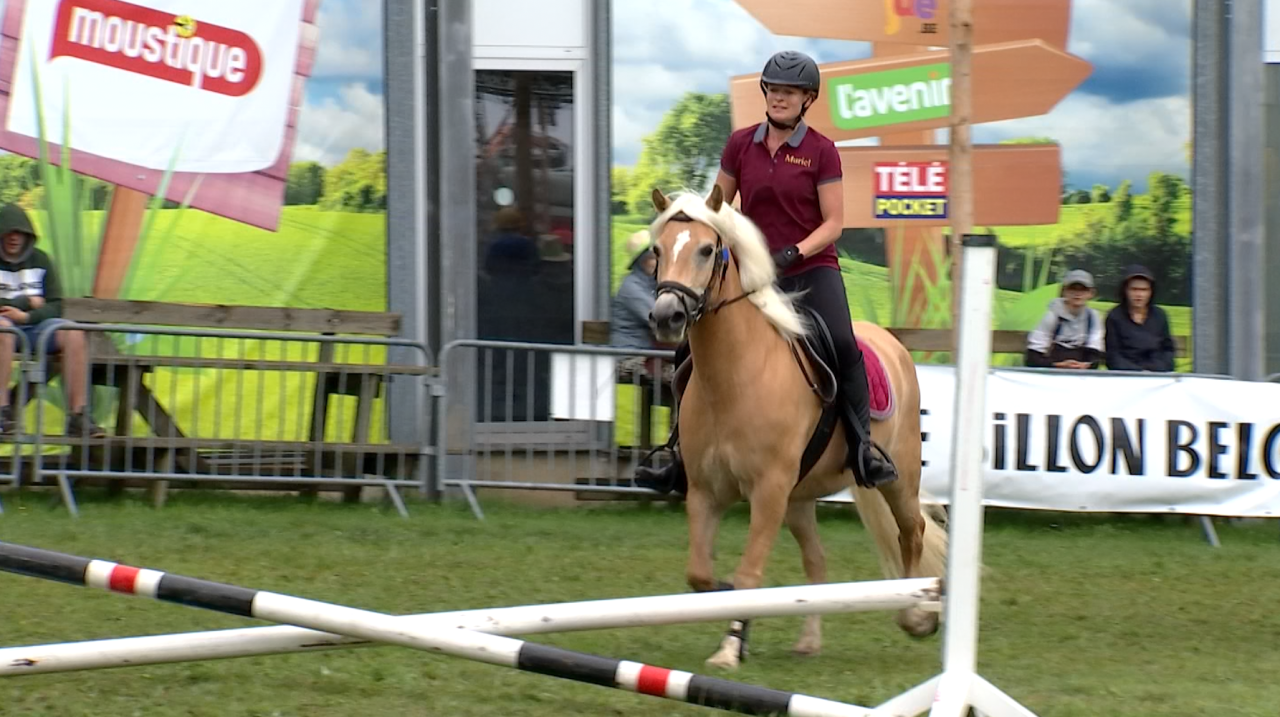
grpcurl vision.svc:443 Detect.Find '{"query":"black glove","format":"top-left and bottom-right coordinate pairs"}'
top-left (772, 245), bottom-right (802, 271)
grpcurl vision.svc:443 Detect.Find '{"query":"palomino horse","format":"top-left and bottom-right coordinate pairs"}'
top-left (645, 186), bottom-right (948, 670)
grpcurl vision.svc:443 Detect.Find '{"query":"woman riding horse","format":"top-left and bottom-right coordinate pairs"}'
top-left (636, 50), bottom-right (896, 495)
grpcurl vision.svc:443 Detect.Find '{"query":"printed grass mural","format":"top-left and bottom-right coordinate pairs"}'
top-left (0, 23), bottom-right (397, 457)
top-left (0, 203), bottom-right (393, 457)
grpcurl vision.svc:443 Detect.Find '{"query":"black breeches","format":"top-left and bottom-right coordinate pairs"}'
top-left (777, 266), bottom-right (863, 374)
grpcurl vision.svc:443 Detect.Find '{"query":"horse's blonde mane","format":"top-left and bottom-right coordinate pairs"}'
top-left (649, 189), bottom-right (808, 339)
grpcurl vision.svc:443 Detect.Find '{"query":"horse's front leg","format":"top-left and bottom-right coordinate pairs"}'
top-left (684, 485), bottom-right (728, 593)
top-left (705, 474), bottom-right (791, 671)
top-left (785, 498), bottom-right (826, 656)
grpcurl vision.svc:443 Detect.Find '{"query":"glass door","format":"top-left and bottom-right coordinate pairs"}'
top-left (473, 59), bottom-right (591, 421)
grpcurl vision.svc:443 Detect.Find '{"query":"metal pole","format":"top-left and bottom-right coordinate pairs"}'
top-left (593, 0), bottom-right (613, 324)
top-left (1228, 0), bottom-right (1268, 382)
top-left (437, 0), bottom-right (476, 497)
top-left (1193, 0), bottom-right (1229, 376)
top-left (1267, 55), bottom-right (1280, 374)
top-left (384, 0), bottom-right (436, 498)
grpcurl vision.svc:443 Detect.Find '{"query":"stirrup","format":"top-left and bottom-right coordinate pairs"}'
top-left (854, 441), bottom-right (898, 489)
top-left (634, 435), bottom-right (686, 495)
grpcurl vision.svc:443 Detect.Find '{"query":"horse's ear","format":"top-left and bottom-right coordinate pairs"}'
top-left (706, 184), bottom-right (723, 212)
top-left (651, 188), bottom-right (670, 213)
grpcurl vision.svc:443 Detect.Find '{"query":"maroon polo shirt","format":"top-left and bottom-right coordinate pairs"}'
top-left (719, 120), bottom-right (843, 277)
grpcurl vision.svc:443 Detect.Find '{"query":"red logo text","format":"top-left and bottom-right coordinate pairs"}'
top-left (51, 0), bottom-right (263, 98)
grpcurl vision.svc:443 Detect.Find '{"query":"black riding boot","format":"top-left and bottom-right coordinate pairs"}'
top-left (634, 427), bottom-right (688, 495)
top-left (841, 350), bottom-right (899, 489)
top-left (634, 340), bottom-right (691, 496)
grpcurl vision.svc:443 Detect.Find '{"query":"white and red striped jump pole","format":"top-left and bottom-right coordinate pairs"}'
top-left (0, 540), bottom-right (879, 717)
top-left (0, 576), bottom-right (940, 677)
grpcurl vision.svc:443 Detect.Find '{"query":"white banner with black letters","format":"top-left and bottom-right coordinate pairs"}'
top-left (823, 365), bottom-right (1280, 518)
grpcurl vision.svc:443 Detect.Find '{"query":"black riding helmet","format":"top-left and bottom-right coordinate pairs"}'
top-left (759, 51), bottom-right (821, 130)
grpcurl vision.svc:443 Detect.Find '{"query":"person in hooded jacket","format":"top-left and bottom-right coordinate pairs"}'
top-left (0, 203), bottom-right (104, 437)
top-left (1024, 268), bottom-right (1105, 370)
top-left (1104, 264), bottom-right (1175, 373)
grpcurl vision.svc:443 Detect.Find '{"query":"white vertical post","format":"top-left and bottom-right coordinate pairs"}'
top-left (874, 235), bottom-right (1039, 717)
top-left (937, 233), bottom-right (996, 677)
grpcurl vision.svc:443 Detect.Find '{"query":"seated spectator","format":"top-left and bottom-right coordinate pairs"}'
top-left (610, 231), bottom-right (659, 350)
top-left (0, 203), bottom-right (104, 436)
top-left (611, 231), bottom-right (676, 387)
top-left (1024, 268), bottom-right (1104, 370)
top-left (1104, 264), bottom-right (1175, 372)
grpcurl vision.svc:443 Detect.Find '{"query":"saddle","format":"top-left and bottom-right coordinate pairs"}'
top-left (789, 304), bottom-right (844, 484)
top-left (663, 304), bottom-right (893, 489)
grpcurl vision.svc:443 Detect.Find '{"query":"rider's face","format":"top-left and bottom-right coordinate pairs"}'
top-left (764, 84), bottom-right (812, 124)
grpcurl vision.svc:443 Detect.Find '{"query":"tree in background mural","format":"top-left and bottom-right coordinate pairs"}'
top-left (613, 91), bottom-right (730, 216)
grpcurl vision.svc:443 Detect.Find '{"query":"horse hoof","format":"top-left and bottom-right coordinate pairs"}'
top-left (896, 608), bottom-right (940, 638)
top-left (706, 653), bottom-right (741, 671)
top-left (791, 644), bottom-right (822, 657)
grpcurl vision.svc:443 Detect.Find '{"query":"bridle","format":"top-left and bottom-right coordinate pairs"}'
top-left (653, 216), bottom-right (756, 327)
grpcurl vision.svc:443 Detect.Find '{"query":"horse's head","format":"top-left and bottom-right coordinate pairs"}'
top-left (647, 185), bottom-right (729, 343)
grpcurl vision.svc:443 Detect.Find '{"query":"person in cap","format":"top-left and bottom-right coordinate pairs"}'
top-left (636, 50), bottom-right (899, 495)
top-left (1104, 264), bottom-right (1175, 372)
top-left (610, 230), bottom-right (659, 350)
top-left (0, 203), bottom-right (104, 436)
top-left (1024, 268), bottom-right (1105, 370)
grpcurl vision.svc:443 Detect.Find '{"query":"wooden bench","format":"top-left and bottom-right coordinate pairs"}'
top-left (10, 298), bottom-right (435, 507)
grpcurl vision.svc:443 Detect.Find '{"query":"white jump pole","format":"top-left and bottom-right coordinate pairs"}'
top-left (0, 540), bottom-right (916, 717)
top-left (0, 577), bottom-right (940, 677)
top-left (872, 235), bottom-right (1037, 717)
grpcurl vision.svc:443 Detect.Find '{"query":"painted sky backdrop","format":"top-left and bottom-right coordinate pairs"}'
top-left (0, 0), bottom-right (387, 168)
top-left (611, 0), bottom-right (1192, 194)
top-left (0, 0), bottom-right (1192, 192)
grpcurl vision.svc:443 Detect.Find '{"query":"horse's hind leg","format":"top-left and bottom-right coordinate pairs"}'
top-left (785, 498), bottom-right (826, 656)
top-left (878, 474), bottom-right (940, 638)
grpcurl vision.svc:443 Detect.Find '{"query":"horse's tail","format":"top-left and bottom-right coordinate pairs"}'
top-left (850, 485), bottom-right (949, 580)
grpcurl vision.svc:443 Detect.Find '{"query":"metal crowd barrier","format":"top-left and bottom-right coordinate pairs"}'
top-left (433, 339), bottom-right (678, 519)
top-left (0, 321), bottom-right (435, 517)
top-left (0, 325), bottom-right (32, 514)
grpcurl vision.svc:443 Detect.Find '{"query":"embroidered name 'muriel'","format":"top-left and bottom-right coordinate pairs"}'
top-left (784, 154), bottom-right (812, 168)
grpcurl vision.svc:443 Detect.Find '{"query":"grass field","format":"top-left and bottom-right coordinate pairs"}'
top-left (0, 493), bottom-right (1277, 716)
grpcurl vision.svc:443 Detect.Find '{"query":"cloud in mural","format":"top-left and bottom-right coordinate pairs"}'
top-left (610, 0), bottom-right (1192, 193)
top-left (294, 81), bottom-right (384, 167)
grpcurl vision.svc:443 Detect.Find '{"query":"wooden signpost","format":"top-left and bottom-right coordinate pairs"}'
top-left (732, 0), bottom-right (1072, 48)
top-left (728, 40), bottom-right (1092, 143)
top-left (731, 0), bottom-right (1092, 349)
top-left (837, 143), bottom-right (1060, 227)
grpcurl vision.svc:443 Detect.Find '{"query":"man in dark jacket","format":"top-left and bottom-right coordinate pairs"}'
top-left (0, 203), bottom-right (103, 436)
top-left (1104, 264), bottom-right (1175, 373)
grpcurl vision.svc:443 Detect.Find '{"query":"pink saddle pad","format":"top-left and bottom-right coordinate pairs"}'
top-left (857, 336), bottom-right (895, 420)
